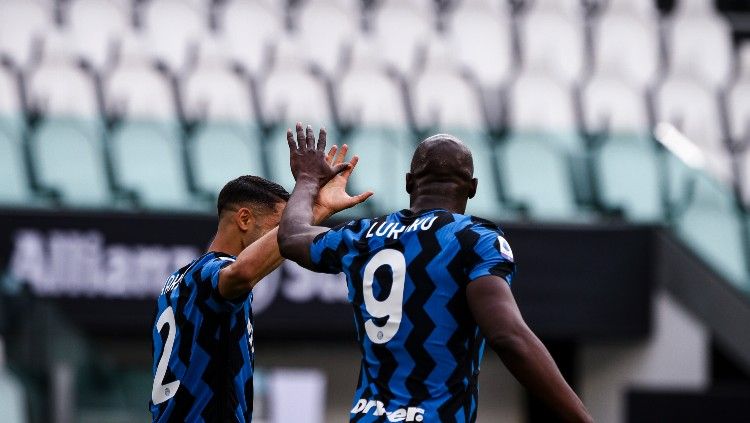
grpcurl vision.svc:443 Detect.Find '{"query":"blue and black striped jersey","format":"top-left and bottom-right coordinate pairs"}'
top-left (150, 252), bottom-right (255, 423)
top-left (310, 208), bottom-right (516, 423)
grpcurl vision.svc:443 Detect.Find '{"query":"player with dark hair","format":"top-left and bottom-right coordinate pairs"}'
top-left (278, 126), bottom-right (593, 422)
top-left (149, 133), bottom-right (371, 422)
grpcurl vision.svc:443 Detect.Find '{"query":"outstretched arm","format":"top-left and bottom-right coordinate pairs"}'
top-left (467, 276), bottom-right (593, 423)
top-left (218, 124), bottom-right (371, 299)
top-left (278, 123), bottom-right (372, 269)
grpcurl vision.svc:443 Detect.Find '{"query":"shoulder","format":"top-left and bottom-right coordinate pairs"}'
top-left (451, 213), bottom-right (504, 236)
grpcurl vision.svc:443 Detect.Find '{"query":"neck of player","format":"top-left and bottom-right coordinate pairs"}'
top-left (409, 192), bottom-right (467, 215)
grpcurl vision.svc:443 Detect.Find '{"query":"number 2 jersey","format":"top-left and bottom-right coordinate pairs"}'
top-left (150, 252), bottom-right (255, 423)
top-left (309, 208), bottom-right (517, 423)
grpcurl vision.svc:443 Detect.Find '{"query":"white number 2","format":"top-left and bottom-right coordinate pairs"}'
top-left (363, 249), bottom-right (406, 344)
top-left (152, 306), bottom-right (180, 405)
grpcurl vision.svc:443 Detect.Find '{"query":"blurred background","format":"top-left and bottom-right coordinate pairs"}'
top-left (1, 0), bottom-right (750, 421)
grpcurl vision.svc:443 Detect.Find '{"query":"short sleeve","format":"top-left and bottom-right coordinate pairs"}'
top-left (200, 256), bottom-right (248, 313)
top-left (309, 223), bottom-right (349, 274)
top-left (458, 222), bottom-right (517, 285)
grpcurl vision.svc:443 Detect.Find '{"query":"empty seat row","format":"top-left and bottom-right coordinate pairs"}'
top-left (0, 0), bottom-right (736, 93)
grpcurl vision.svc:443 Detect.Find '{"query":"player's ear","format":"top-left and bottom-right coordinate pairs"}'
top-left (405, 172), bottom-right (414, 195)
top-left (468, 178), bottom-right (478, 199)
top-left (235, 207), bottom-right (255, 232)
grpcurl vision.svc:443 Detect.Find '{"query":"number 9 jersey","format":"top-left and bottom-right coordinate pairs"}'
top-left (150, 252), bottom-right (255, 423)
top-left (309, 208), bottom-right (516, 423)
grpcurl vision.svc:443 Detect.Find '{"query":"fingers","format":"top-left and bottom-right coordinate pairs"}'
top-left (334, 144), bottom-right (348, 165)
top-left (331, 162), bottom-right (351, 175)
top-left (287, 128), bottom-right (296, 152)
top-left (349, 190), bottom-right (374, 207)
top-left (325, 145), bottom-right (338, 165)
top-left (340, 154), bottom-right (358, 178)
top-left (305, 125), bottom-right (315, 149)
top-left (295, 122), bottom-right (305, 149)
top-left (316, 127), bottom-right (327, 151)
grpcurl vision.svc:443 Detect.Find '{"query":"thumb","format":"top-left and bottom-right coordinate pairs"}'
top-left (350, 191), bottom-right (374, 206)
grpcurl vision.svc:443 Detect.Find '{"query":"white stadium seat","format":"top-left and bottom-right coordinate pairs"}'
top-left (337, 37), bottom-right (408, 127)
top-left (219, 0), bottom-right (284, 77)
top-left (0, 0), bottom-right (50, 69)
top-left (667, 0), bottom-right (733, 90)
top-left (296, 0), bottom-right (358, 76)
top-left (606, 0), bottom-right (659, 21)
top-left (657, 72), bottom-right (732, 182)
top-left (518, 6), bottom-right (585, 85)
top-left (26, 31), bottom-right (99, 118)
top-left (446, 0), bottom-right (513, 89)
top-left (182, 38), bottom-right (254, 122)
top-left (582, 73), bottom-right (649, 134)
top-left (370, 0), bottom-right (433, 76)
top-left (727, 44), bottom-right (750, 143)
top-left (141, 0), bottom-right (207, 73)
top-left (411, 40), bottom-right (484, 129)
top-left (593, 11), bottom-right (660, 90)
top-left (508, 71), bottom-right (577, 136)
top-left (67, 0), bottom-right (130, 71)
top-left (105, 34), bottom-right (176, 120)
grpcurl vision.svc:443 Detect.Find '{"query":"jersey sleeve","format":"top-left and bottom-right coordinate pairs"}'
top-left (458, 221), bottom-right (517, 285)
top-left (308, 222), bottom-right (350, 274)
top-left (200, 257), bottom-right (248, 313)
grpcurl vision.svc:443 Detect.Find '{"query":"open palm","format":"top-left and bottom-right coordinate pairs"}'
top-left (317, 144), bottom-right (372, 216)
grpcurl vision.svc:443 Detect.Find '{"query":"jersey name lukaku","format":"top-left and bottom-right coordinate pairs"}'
top-left (150, 252), bottom-right (255, 423)
top-left (310, 209), bottom-right (516, 423)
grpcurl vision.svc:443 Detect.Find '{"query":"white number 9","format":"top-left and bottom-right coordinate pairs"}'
top-left (362, 249), bottom-right (406, 344)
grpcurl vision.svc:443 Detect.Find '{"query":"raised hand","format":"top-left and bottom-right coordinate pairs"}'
top-left (287, 123), bottom-right (349, 187)
top-left (317, 143), bottom-right (373, 217)
top-left (286, 122), bottom-right (373, 219)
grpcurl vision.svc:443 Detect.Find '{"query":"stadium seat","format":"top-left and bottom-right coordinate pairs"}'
top-left (411, 40), bottom-right (485, 129)
top-left (583, 73), bottom-right (662, 220)
top-left (189, 123), bottom-right (265, 196)
top-left (25, 31), bottom-right (99, 118)
top-left (582, 73), bottom-right (649, 134)
top-left (370, 0), bottom-right (433, 76)
top-left (592, 9), bottom-right (660, 90)
top-left (666, 0), bottom-right (733, 90)
top-left (337, 37), bottom-right (408, 127)
top-left (67, 0), bottom-right (130, 71)
top-left (219, 0), bottom-right (283, 76)
top-left (445, 0), bottom-right (513, 89)
top-left (527, 0), bottom-right (583, 17)
top-left (343, 127), bottom-right (413, 215)
top-left (0, 66), bottom-right (23, 134)
top-left (261, 38), bottom-right (332, 125)
top-left (0, 130), bottom-right (34, 206)
top-left (296, 0), bottom-right (358, 76)
top-left (261, 37), bottom-right (333, 191)
top-left (605, 0), bottom-right (659, 20)
top-left (110, 122), bottom-right (196, 210)
top-left (31, 119), bottom-right (110, 207)
top-left (497, 134), bottom-right (579, 221)
top-left (182, 39), bottom-right (254, 122)
top-left (518, 5), bottom-right (585, 85)
top-left (105, 34), bottom-right (176, 120)
top-left (674, 169), bottom-right (748, 289)
top-left (727, 44), bottom-right (750, 143)
top-left (0, 0), bottom-right (49, 69)
top-left (596, 134), bottom-right (663, 221)
top-left (507, 71), bottom-right (580, 152)
top-left (656, 73), bottom-right (732, 183)
top-left (141, 0), bottom-right (207, 74)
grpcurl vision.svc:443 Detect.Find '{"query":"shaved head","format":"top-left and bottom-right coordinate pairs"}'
top-left (406, 134), bottom-right (478, 212)
top-left (409, 134), bottom-right (474, 180)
